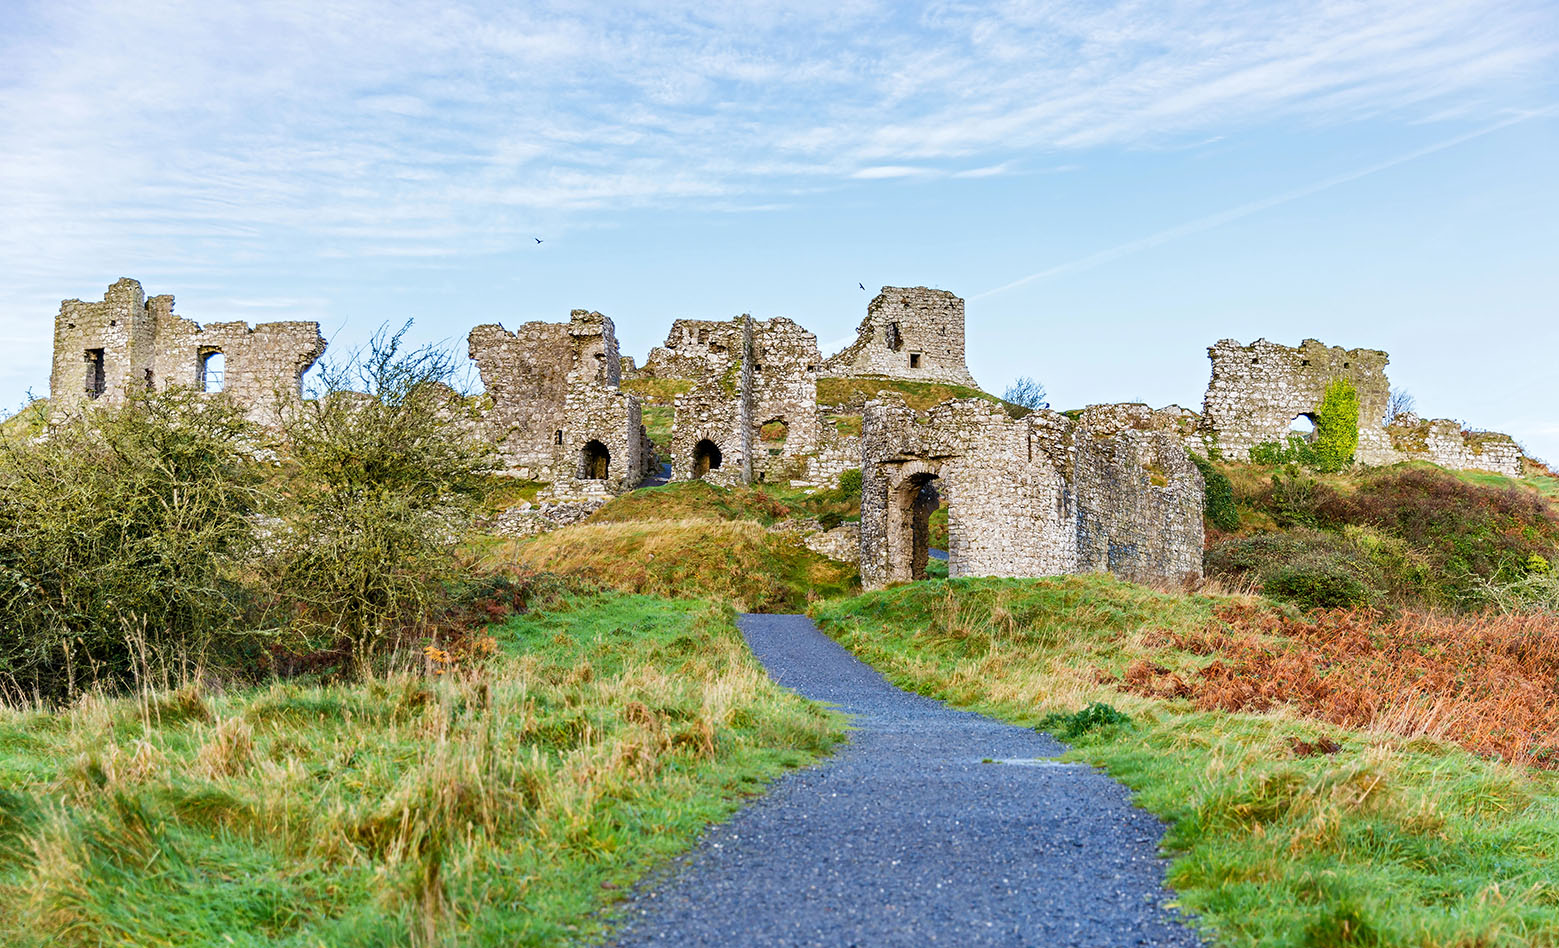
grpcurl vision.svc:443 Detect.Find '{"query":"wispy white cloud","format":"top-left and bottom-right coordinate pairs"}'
top-left (0, 0), bottom-right (1553, 309)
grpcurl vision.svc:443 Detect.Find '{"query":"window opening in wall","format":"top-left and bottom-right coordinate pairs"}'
top-left (144, 369), bottom-right (155, 390)
top-left (555, 430), bottom-right (563, 445)
top-left (581, 440), bottom-right (610, 480)
top-left (885, 321), bottom-right (903, 351)
top-left (909, 353), bottom-right (921, 369)
top-left (84, 349), bottom-right (105, 399)
top-left (199, 350), bottom-right (225, 393)
top-left (693, 439), bottom-right (722, 478)
top-left (1289, 414), bottom-right (1316, 438)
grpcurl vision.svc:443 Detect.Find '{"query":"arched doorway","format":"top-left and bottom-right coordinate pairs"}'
top-left (889, 468), bottom-right (941, 582)
top-left (581, 440), bottom-right (610, 480)
top-left (693, 439), bottom-right (722, 478)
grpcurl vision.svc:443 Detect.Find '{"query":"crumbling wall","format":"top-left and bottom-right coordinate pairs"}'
top-left (1199, 338), bottom-right (1525, 476)
top-left (50, 278), bottom-right (325, 425)
top-left (860, 397), bottom-right (1204, 590)
top-left (1387, 414), bottom-right (1523, 477)
top-left (662, 315), bottom-right (822, 485)
top-left (467, 322), bottom-right (572, 478)
top-left (469, 309), bottom-right (654, 492)
top-left (822, 286), bottom-right (978, 387)
top-left (1201, 338), bottom-right (1393, 463)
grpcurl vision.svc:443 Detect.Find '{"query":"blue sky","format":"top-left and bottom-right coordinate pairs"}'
top-left (2, 1), bottom-right (1556, 458)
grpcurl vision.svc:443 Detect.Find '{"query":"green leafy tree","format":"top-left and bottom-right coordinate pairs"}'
top-left (1313, 378), bottom-right (1361, 473)
top-left (276, 323), bottom-right (491, 667)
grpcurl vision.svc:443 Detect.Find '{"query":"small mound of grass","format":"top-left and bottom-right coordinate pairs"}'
top-left (490, 519), bottom-right (858, 611)
top-left (590, 481), bottom-right (793, 525)
top-left (816, 376), bottom-right (998, 412)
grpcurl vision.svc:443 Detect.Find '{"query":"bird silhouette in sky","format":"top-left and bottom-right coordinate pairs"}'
top-left (858, 282), bottom-right (866, 290)
top-left (534, 237), bottom-right (543, 244)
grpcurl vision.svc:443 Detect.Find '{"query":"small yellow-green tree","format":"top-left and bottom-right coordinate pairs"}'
top-left (1312, 378), bottom-right (1360, 473)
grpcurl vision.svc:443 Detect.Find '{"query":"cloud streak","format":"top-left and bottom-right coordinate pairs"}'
top-left (973, 105), bottom-right (1558, 299)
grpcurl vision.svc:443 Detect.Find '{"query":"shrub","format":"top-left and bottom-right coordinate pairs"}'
top-left (836, 467), bottom-right (862, 498)
top-left (1266, 466), bottom-right (1337, 527)
top-left (0, 390), bottom-right (267, 699)
top-left (1312, 378), bottom-right (1360, 473)
top-left (1262, 563), bottom-right (1371, 609)
top-left (276, 324), bottom-right (490, 666)
top-left (1188, 454), bottom-right (1239, 532)
top-left (1205, 530), bottom-right (1382, 609)
top-left (1037, 702), bottom-right (1132, 739)
top-left (1002, 376), bottom-right (1048, 411)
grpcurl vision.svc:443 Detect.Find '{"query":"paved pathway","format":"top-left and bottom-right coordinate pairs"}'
top-left (610, 614), bottom-right (1202, 947)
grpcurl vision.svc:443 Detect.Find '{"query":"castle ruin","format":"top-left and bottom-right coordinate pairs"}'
top-left (822, 287), bottom-right (978, 387)
top-left (43, 278), bottom-right (1536, 590)
top-left (50, 278), bottom-right (325, 426)
top-left (1200, 338), bottom-right (1521, 476)
top-left (467, 309), bottom-right (656, 496)
top-left (859, 398), bottom-right (1205, 589)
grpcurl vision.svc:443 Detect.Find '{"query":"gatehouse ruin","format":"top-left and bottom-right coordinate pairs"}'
top-left (42, 278), bottom-right (1538, 587)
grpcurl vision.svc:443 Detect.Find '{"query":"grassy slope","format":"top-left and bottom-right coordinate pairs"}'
top-left (813, 577), bottom-right (1559, 948)
top-left (1206, 459), bottom-right (1559, 611)
top-left (0, 593), bottom-right (843, 946)
top-left (475, 481), bottom-right (862, 612)
top-left (0, 400), bottom-right (47, 442)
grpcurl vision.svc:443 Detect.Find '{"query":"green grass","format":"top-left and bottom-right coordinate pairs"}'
top-left (813, 577), bottom-right (1559, 948)
top-left (487, 518), bottom-right (858, 611)
top-left (590, 480), bottom-right (793, 526)
top-left (0, 592), bottom-right (843, 946)
top-left (816, 376), bottom-right (1001, 412)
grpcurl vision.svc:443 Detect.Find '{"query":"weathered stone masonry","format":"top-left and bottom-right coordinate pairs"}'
top-left (648, 315), bottom-right (822, 486)
top-left (1200, 337), bottom-right (1522, 476)
top-left (467, 309), bottom-right (656, 496)
top-left (822, 286), bottom-right (978, 387)
top-left (859, 397), bottom-right (1204, 590)
top-left (50, 278), bottom-right (326, 426)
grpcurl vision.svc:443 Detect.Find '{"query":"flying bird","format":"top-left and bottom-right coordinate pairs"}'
top-left (858, 282), bottom-right (865, 290)
top-left (534, 237), bottom-right (543, 244)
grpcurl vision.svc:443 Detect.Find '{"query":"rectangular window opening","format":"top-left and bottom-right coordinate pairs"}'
top-left (84, 349), bottom-right (105, 398)
top-left (909, 353), bottom-right (921, 369)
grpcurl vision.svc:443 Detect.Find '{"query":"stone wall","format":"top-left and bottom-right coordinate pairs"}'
top-left (1198, 338), bottom-right (1524, 476)
top-left (1386, 414), bottom-right (1523, 477)
top-left (664, 315), bottom-right (822, 485)
top-left (860, 397), bottom-right (1204, 590)
top-left (1201, 338), bottom-right (1393, 463)
top-left (50, 278), bottom-right (325, 426)
top-left (469, 309), bottom-right (655, 492)
top-left (822, 286), bottom-right (978, 387)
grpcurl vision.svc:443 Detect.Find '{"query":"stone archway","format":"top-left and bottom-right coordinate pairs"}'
top-left (693, 439), bottom-right (722, 478)
top-left (885, 461), bottom-right (943, 583)
top-left (581, 440), bottom-right (610, 480)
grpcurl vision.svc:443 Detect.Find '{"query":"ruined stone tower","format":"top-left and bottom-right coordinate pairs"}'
top-left (467, 309), bottom-right (655, 495)
top-left (50, 278), bottom-right (326, 426)
top-left (822, 286), bottom-right (978, 387)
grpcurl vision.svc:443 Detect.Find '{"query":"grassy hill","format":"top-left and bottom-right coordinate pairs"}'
top-left (1200, 460), bottom-right (1559, 613)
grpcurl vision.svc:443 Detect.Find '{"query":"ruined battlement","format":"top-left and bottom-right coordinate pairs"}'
top-left (822, 286), bottom-right (977, 387)
top-left (50, 279), bottom-right (325, 426)
top-left (859, 397), bottom-right (1204, 589)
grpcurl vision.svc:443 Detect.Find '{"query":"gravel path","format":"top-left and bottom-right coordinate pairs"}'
top-left (610, 613), bottom-right (1202, 947)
